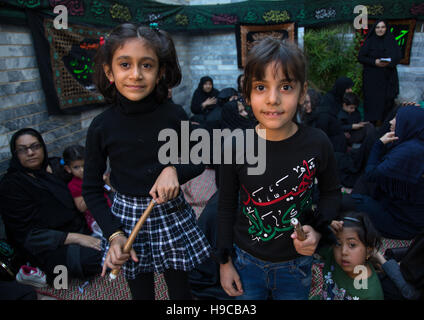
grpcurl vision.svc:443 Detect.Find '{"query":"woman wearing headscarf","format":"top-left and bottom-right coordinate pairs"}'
top-left (190, 76), bottom-right (220, 124)
top-left (298, 88), bottom-right (322, 127)
top-left (220, 75), bottom-right (256, 132)
top-left (342, 106), bottom-right (424, 240)
top-left (358, 20), bottom-right (401, 124)
top-left (320, 76), bottom-right (354, 115)
top-left (0, 128), bottom-right (103, 283)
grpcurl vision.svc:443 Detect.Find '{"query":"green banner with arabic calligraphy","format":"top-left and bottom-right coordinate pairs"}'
top-left (25, 11), bottom-right (108, 114)
top-left (1, 0), bottom-right (423, 32)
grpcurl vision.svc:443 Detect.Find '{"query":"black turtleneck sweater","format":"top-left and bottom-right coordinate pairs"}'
top-left (82, 93), bottom-right (205, 239)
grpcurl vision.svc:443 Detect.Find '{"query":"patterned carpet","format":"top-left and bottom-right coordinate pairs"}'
top-left (36, 235), bottom-right (411, 300)
top-left (36, 271), bottom-right (169, 300)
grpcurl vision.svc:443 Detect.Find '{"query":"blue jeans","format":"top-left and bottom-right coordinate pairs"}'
top-left (232, 245), bottom-right (313, 300)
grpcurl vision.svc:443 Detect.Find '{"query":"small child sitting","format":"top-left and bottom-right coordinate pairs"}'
top-left (338, 92), bottom-right (369, 146)
top-left (310, 211), bottom-right (384, 300)
top-left (63, 145), bottom-right (111, 238)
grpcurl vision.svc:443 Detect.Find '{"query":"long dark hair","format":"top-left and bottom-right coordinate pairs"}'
top-left (93, 23), bottom-right (182, 104)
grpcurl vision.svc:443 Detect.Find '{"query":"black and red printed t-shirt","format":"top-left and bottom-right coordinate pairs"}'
top-left (217, 124), bottom-right (341, 263)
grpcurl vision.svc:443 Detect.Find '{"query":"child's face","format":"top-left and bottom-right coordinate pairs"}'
top-left (103, 38), bottom-right (161, 102)
top-left (342, 103), bottom-right (356, 114)
top-left (66, 159), bottom-right (84, 180)
top-left (333, 227), bottom-right (371, 278)
top-left (203, 81), bottom-right (213, 93)
top-left (249, 61), bottom-right (306, 139)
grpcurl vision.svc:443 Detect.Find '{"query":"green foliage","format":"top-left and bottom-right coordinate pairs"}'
top-left (304, 24), bottom-right (363, 98)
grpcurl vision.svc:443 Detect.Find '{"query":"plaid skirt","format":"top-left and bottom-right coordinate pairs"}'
top-left (102, 192), bottom-right (211, 280)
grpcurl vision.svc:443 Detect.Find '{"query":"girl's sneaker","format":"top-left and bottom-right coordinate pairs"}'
top-left (15, 265), bottom-right (47, 288)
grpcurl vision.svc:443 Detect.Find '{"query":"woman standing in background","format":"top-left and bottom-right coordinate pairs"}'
top-left (358, 20), bottom-right (401, 125)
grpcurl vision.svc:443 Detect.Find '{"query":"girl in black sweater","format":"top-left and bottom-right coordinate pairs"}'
top-left (83, 23), bottom-right (210, 299)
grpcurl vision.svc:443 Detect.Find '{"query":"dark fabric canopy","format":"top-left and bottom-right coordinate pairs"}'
top-left (1, 0), bottom-right (422, 31)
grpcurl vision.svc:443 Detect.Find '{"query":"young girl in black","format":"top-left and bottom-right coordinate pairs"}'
top-left (217, 38), bottom-right (341, 300)
top-left (83, 23), bottom-right (210, 300)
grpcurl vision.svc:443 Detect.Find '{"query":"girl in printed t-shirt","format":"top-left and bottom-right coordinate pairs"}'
top-left (217, 37), bottom-right (341, 300)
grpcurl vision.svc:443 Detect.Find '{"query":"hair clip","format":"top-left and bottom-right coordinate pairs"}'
top-left (60, 158), bottom-right (65, 166)
top-left (99, 36), bottom-right (105, 46)
top-left (343, 217), bottom-right (361, 223)
top-left (149, 22), bottom-right (159, 31)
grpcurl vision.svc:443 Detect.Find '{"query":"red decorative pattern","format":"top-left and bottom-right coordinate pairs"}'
top-left (181, 168), bottom-right (217, 218)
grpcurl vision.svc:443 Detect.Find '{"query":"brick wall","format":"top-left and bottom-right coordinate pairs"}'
top-left (171, 31), bottom-right (242, 116)
top-left (398, 32), bottom-right (424, 102)
top-left (170, 0), bottom-right (247, 116)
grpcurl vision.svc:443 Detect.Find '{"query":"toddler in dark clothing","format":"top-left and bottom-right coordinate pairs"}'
top-left (337, 92), bottom-right (370, 147)
top-left (217, 37), bottom-right (341, 300)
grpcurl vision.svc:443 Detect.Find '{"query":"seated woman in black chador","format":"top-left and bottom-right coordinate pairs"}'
top-left (190, 76), bottom-right (220, 124)
top-left (342, 106), bottom-right (424, 240)
top-left (220, 74), bottom-right (256, 131)
top-left (0, 128), bottom-right (104, 283)
top-left (297, 88), bottom-right (322, 127)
